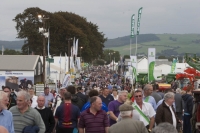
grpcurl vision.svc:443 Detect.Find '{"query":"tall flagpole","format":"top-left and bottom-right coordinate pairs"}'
top-left (130, 38), bottom-right (131, 55)
top-left (59, 53), bottom-right (61, 88)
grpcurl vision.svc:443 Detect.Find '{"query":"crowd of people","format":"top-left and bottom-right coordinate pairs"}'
top-left (0, 66), bottom-right (195, 133)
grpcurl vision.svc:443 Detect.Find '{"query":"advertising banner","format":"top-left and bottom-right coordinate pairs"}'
top-left (130, 14), bottom-right (135, 38)
top-left (62, 74), bottom-right (71, 88)
top-left (130, 56), bottom-right (137, 81)
top-left (171, 58), bottom-right (177, 73)
top-left (148, 48), bottom-right (156, 82)
top-left (137, 7), bottom-right (143, 35)
top-left (0, 71), bottom-right (34, 90)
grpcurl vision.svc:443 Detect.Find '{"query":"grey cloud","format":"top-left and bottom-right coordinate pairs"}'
top-left (0, 0), bottom-right (200, 40)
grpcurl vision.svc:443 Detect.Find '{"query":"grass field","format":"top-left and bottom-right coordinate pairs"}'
top-left (106, 34), bottom-right (200, 56)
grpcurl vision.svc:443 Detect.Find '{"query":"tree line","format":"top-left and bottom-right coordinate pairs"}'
top-left (13, 7), bottom-right (107, 62)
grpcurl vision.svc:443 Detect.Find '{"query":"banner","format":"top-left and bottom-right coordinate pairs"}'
top-left (148, 48), bottom-right (156, 82)
top-left (130, 56), bottom-right (137, 81)
top-left (73, 37), bottom-right (76, 56)
top-left (171, 58), bottom-right (177, 73)
top-left (130, 14), bottom-right (135, 38)
top-left (75, 39), bottom-right (79, 56)
top-left (137, 7), bottom-right (143, 35)
top-left (76, 57), bottom-right (81, 70)
top-left (62, 74), bottom-right (71, 88)
top-left (0, 71), bottom-right (34, 90)
top-left (70, 57), bottom-right (74, 69)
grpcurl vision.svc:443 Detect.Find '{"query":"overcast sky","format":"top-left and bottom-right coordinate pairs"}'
top-left (0, 0), bottom-right (200, 41)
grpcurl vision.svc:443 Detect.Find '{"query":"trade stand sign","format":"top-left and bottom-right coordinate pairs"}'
top-left (130, 56), bottom-right (137, 81)
top-left (148, 48), bottom-right (156, 82)
top-left (0, 71), bottom-right (34, 90)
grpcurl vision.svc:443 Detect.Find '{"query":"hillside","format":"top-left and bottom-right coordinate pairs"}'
top-left (1, 34), bottom-right (200, 57)
top-left (105, 34), bottom-right (200, 56)
top-left (0, 40), bottom-right (24, 51)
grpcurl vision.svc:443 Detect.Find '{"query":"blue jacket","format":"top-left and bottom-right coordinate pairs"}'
top-left (81, 102), bottom-right (108, 113)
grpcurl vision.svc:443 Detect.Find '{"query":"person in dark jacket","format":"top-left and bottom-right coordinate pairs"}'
top-left (2, 86), bottom-right (17, 109)
top-left (151, 83), bottom-right (162, 104)
top-left (182, 87), bottom-right (193, 133)
top-left (155, 92), bottom-right (179, 128)
top-left (35, 96), bottom-right (55, 133)
top-left (67, 85), bottom-right (85, 110)
top-left (76, 86), bottom-right (88, 104)
top-left (175, 88), bottom-right (184, 132)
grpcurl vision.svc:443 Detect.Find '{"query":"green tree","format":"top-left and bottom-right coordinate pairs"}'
top-left (93, 59), bottom-right (105, 66)
top-left (158, 55), bottom-right (167, 59)
top-left (103, 49), bottom-right (120, 64)
top-left (124, 55), bottom-right (130, 59)
top-left (13, 7), bottom-right (106, 62)
top-left (1, 49), bottom-right (21, 55)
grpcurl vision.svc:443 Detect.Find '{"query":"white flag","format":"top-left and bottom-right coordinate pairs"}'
top-left (71, 46), bottom-right (73, 57)
top-left (62, 74), bottom-right (71, 88)
top-left (76, 57), bottom-right (81, 70)
top-left (73, 37), bottom-right (76, 56)
top-left (75, 39), bottom-right (79, 56)
top-left (70, 57), bottom-right (74, 69)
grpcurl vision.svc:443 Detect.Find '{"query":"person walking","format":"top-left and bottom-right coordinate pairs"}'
top-left (108, 104), bottom-right (148, 133)
top-left (143, 84), bottom-right (157, 110)
top-left (2, 86), bottom-right (17, 109)
top-left (175, 88), bottom-right (184, 132)
top-left (132, 90), bottom-right (155, 132)
top-left (155, 92), bottom-right (179, 129)
top-left (41, 87), bottom-right (54, 108)
top-left (67, 85), bottom-right (85, 110)
top-left (35, 96), bottom-right (55, 133)
top-left (0, 91), bottom-right (14, 133)
top-left (81, 89), bottom-right (108, 113)
top-left (152, 122), bottom-right (178, 133)
top-left (28, 88), bottom-right (38, 108)
top-left (54, 92), bottom-right (80, 133)
top-left (151, 84), bottom-right (162, 104)
top-left (108, 90), bottom-right (128, 126)
top-left (9, 90), bottom-right (45, 133)
top-left (182, 86), bottom-right (193, 133)
top-left (99, 88), bottom-right (114, 107)
top-left (78, 96), bottom-right (109, 133)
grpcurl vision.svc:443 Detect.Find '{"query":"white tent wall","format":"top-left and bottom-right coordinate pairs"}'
top-left (40, 56), bottom-right (70, 84)
top-left (137, 58), bottom-right (148, 73)
top-left (155, 64), bottom-right (171, 75)
top-left (107, 60), bottom-right (118, 71)
top-left (154, 69), bottom-right (162, 80)
top-left (175, 63), bottom-right (190, 73)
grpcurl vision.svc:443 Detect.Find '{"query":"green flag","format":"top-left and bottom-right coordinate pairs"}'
top-left (130, 56), bottom-right (137, 81)
top-left (148, 48), bottom-right (156, 82)
top-left (171, 58), bottom-right (177, 73)
top-left (130, 14), bottom-right (135, 38)
top-left (137, 7), bottom-right (143, 35)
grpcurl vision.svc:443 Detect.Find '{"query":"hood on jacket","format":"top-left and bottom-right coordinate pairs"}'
top-left (71, 94), bottom-right (79, 102)
top-left (182, 94), bottom-right (192, 101)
